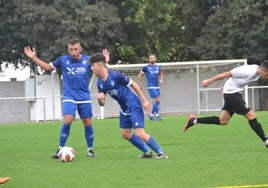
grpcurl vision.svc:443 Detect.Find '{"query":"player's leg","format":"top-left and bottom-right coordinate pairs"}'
top-left (183, 93), bottom-right (238, 132)
top-left (120, 113), bottom-right (152, 158)
top-left (184, 110), bottom-right (232, 132)
top-left (0, 177), bottom-right (10, 184)
top-left (148, 89), bottom-right (162, 120)
top-left (78, 103), bottom-right (95, 157)
top-left (226, 92), bottom-right (268, 148)
top-left (134, 128), bottom-right (167, 159)
top-left (154, 89), bottom-right (162, 121)
top-left (51, 102), bottom-right (76, 159)
top-left (244, 110), bottom-right (268, 147)
top-left (130, 105), bottom-right (167, 159)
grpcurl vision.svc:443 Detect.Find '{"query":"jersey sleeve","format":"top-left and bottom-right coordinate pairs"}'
top-left (141, 66), bottom-right (147, 74)
top-left (116, 71), bottom-right (131, 86)
top-left (96, 78), bottom-right (105, 94)
top-left (230, 65), bottom-right (254, 78)
top-left (50, 56), bottom-right (62, 69)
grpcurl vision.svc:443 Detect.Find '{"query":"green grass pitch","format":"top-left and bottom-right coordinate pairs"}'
top-left (0, 112), bottom-right (268, 188)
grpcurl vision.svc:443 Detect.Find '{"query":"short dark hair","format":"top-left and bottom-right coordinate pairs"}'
top-left (260, 60), bottom-right (268, 71)
top-left (90, 53), bottom-right (106, 65)
top-left (68, 38), bottom-right (81, 45)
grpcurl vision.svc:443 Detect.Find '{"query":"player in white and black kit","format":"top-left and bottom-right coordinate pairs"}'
top-left (184, 60), bottom-right (268, 148)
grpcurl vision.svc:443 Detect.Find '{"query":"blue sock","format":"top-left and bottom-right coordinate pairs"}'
top-left (59, 123), bottom-right (71, 147)
top-left (154, 101), bottom-right (160, 114)
top-left (146, 136), bottom-right (163, 154)
top-left (151, 102), bottom-right (156, 114)
top-left (129, 134), bottom-right (150, 153)
top-left (85, 125), bottom-right (94, 148)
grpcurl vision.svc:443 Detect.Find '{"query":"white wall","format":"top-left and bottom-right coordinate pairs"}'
top-left (30, 74), bottom-right (62, 121)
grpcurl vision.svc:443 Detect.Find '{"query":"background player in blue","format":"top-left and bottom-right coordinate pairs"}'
top-left (90, 53), bottom-right (168, 159)
top-left (24, 39), bottom-right (110, 158)
top-left (138, 54), bottom-right (163, 121)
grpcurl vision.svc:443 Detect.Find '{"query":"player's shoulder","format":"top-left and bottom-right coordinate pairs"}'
top-left (109, 70), bottom-right (122, 77)
top-left (81, 54), bottom-right (90, 60)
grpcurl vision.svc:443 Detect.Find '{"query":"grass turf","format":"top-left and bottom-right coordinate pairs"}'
top-left (0, 112), bottom-right (268, 188)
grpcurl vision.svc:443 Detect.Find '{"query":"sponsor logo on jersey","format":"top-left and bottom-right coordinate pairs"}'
top-left (67, 67), bottom-right (86, 75)
top-left (110, 80), bottom-right (115, 87)
top-left (107, 89), bottom-right (119, 97)
top-left (67, 67), bottom-right (76, 75)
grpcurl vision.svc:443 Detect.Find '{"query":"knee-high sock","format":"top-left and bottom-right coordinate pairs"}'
top-left (85, 125), bottom-right (94, 148)
top-left (129, 134), bottom-right (150, 153)
top-left (197, 116), bottom-right (220, 125)
top-left (151, 103), bottom-right (156, 114)
top-left (249, 118), bottom-right (266, 141)
top-left (59, 123), bottom-right (71, 147)
top-left (146, 136), bottom-right (163, 154)
top-left (154, 101), bottom-right (160, 114)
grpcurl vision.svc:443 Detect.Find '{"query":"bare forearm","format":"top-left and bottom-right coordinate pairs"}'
top-left (31, 56), bottom-right (53, 71)
top-left (209, 72), bottom-right (231, 83)
top-left (131, 81), bottom-right (146, 102)
top-left (202, 71), bottom-right (232, 87)
top-left (159, 72), bottom-right (163, 83)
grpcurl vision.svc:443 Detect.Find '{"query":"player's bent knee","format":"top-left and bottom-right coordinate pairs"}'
top-left (219, 120), bottom-right (228, 125)
top-left (121, 132), bottom-right (131, 140)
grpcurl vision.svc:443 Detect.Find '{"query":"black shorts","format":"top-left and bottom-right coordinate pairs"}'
top-left (222, 92), bottom-right (250, 116)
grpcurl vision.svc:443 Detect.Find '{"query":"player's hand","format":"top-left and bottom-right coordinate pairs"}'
top-left (103, 49), bottom-right (110, 64)
top-left (142, 99), bottom-right (152, 114)
top-left (201, 79), bottom-right (210, 87)
top-left (24, 46), bottom-right (36, 59)
top-left (97, 93), bottom-right (105, 106)
top-left (159, 79), bottom-right (163, 85)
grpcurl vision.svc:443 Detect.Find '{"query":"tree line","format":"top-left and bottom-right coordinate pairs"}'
top-left (0, 0), bottom-right (268, 65)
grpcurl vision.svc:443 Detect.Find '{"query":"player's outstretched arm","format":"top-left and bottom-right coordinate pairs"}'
top-left (202, 71), bottom-right (232, 87)
top-left (130, 81), bottom-right (151, 113)
top-left (24, 46), bottom-right (53, 71)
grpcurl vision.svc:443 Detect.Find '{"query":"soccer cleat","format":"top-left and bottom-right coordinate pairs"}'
top-left (154, 153), bottom-right (168, 160)
top-left (0, 177), bottom-right (10, 184)
top-left (138, 151), bottom-right (153, 158)
top-left (183, 114), bottom-right (196, 132)
top-left (51, 148), bottom-right (60, 159)
top-left (149, 115), bottom-right (155, 121)
top-left (87, 149), bottom-right (96, 157)
top-left (155, 115), bottom-right (163, 121)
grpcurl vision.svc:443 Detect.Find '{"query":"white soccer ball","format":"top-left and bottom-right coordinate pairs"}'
top-left (58, 146), bottom-right (75, 162)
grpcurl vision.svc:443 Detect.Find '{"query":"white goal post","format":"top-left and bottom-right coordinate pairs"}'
top-left (89, 59), bottom-right (247, 119)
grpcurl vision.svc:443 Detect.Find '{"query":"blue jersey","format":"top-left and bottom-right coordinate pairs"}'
top-left (97, 70), bottom-right (140, 115)
top-left (141, 64), bottom-right (161, 89)
top-left (50, 54), bottom-right (91, 102)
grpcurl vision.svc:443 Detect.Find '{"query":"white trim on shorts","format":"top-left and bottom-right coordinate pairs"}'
top-left (63, 99), bottom-right (92, 104)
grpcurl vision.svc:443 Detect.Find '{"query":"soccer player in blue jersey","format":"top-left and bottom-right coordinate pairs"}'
top-left (138, 54), bottom-right (163, 121)
top-left (24, 39), bottom-right (110, 158)
top-left (90, 53), bottom-right (168, 159)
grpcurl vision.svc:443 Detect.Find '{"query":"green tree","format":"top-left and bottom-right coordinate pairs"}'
top-left (193, 0), bottom-right (268, 63)
top-left (0, 0), bottom-right (124, 66)
top-left (107, 0), bottom-right (224, 62)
